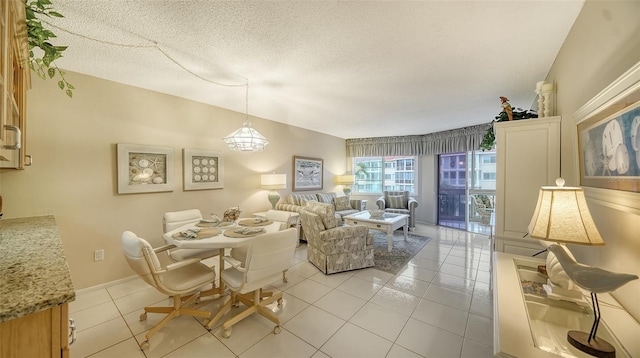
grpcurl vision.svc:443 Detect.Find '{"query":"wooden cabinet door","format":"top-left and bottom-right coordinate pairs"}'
top-left (0, 304), bottom-right (68, 358)
top-left (0, 0), bottom-right (28, 169)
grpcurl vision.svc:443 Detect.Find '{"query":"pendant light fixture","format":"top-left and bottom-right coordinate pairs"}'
top-left (224, 81), bottom-right (269, 152)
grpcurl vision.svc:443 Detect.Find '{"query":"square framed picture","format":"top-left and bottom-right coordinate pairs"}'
top-left (183, 148), bottom-right (224, 190)
top-left (292, 156), bottom-right (323, 191)
top-left (117, 143), bottom-right (174, 194)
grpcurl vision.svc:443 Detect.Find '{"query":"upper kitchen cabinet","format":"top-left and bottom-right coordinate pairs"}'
top-left (0, 0), bottom-right (30, 169)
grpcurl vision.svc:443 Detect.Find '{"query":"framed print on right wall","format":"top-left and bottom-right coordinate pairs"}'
top-left (575, 61), bottom-right (640, 194)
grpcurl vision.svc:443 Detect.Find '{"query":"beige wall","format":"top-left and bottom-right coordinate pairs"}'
top-left (0, 72), bottom-right (347, 289)
top-left (546, 0), bottom-right (640, 319)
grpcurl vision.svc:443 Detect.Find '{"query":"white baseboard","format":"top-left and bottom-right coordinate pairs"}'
top-left (75, 275), bottom-right (139, 295)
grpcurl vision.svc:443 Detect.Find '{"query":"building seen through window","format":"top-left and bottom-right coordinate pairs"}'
top-left (351, 156), bottom-right (417, 194)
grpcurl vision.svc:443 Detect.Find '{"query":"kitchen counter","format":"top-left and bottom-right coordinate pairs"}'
top-left (0, 215), bottom-right (75, 322)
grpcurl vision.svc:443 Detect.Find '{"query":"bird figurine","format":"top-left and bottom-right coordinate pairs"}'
top-left (547, 244), bottom-right (638, 357)
top-left (500, 96), bottom-right (513, 121)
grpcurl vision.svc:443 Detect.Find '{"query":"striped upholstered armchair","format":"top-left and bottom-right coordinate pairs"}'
top-left (376, 190), bottom-right (419, 230)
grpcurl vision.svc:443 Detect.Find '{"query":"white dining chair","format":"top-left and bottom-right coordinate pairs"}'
top-left (121, 231), bottom-right (216, 350)
top-left (205, 228), bottom-right (298, 336)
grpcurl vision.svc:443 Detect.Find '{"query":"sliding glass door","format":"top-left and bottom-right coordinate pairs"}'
top-left (438, 150), bottom-right (496, 234)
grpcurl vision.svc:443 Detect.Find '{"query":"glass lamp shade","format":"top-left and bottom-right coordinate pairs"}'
top-left (224, 121), bottom-right (269, 152)
top-left (527, 179), bottom-right (604, 246)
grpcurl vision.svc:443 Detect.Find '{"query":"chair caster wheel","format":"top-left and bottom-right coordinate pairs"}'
top-left (139, 312), bottom-right (147, 321)
top-left (222, 328), bottom-right (232, 338)
top-left (277, 298), bottom-right (283, 306)
top-left (140, 341), bottom-right (150, 350)
top-left (274, 326), bottom-right (281, 334)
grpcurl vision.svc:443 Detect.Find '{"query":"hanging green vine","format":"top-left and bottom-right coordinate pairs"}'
top-left (479, 108), bottom-right (538, 151)
top-left (25, 0), bottom-right (74, 97)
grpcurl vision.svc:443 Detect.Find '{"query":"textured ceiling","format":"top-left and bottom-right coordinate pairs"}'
top-left (46, 1), bottom-right (584, 139)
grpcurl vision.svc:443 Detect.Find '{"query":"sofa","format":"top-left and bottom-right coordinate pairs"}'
top-left (300, 202), bottom-right (374, 274)
top-left (275, 192), bottom-right (365, 223)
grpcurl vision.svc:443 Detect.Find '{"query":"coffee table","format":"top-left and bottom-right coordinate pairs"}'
top-left (343, 211), bottom-right (409, 252)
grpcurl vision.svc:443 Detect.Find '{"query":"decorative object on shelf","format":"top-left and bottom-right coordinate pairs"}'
top-left (500, 96), bottom-right (513, 121)
top-left (335, 174), bottom-right (355, 196)
top-left (479, 103), bottom-right (538, 151)
top-left (292, 156), bottom-right (323, 191)
top-left (547, 244), bottom-right (638, 358)
top-left (26, 0), bottom-right (74, 97)
top-left (224, 81), bottom-right (269, 152)
top-left (117, 143), bottom-right (174, 194)
top-left (535, 81), bottom-right (544, 116)
top-left (537, 81), bottom-right (554, 117)
top-left (182, 148), bottom-right (224, 191)
top-left (261, 173), bottom-right (287, 209)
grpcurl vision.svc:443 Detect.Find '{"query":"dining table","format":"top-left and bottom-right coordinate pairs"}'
top-left (162, 219), bottom-right (282, 295)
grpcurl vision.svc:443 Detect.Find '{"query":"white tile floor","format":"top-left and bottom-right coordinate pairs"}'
top-left (69, 224), bottom-right (494, 358)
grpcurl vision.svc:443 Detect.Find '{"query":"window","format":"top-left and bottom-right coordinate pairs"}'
top-left (351, 156), bottom-right (417, 194)
top-left (483, 172), bottom-right (496, 180)
top-left (482, 156), bottom-right (496, 164)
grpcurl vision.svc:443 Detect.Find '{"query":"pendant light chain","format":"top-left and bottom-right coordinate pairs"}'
top-left (44, 19), bottom-right (269, 151)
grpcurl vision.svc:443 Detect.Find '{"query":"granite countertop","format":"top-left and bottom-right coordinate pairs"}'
top-left (0, 215), bottom-right (75, 322)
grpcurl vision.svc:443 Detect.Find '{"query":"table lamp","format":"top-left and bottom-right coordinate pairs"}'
top-left (335, 174), bottom-right (355, 196)
top-left (528, 178), bottom-right (605, 300)
top-left (527, 178), bottom-right (637, 357)
top-left (261, 174), bottom-right (286, 209)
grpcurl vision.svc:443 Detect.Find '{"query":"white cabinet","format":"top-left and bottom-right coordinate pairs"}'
top-left (494, 116), bottom-right (561, 255)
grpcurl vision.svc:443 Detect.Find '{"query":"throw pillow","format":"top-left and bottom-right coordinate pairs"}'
top-left (387, 195), bottom-right (406, 209)
top-left (306, 201), bottom-right (337, 229)
top-left (333, 196), bottom-right (353, 211)
top-left (316, 192), bottom-right (336, 204)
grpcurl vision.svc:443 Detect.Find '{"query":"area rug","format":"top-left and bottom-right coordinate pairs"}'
top-left (372, 230), bottom-right (431, 275)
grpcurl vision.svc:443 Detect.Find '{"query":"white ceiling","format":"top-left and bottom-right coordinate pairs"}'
top-left (46, 1), bottom-right (584, 139)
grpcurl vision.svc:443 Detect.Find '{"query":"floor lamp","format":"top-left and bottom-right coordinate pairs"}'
top-left (527, 178), bottom-right (637, 358)
top-left (261, 174), bottom-right (286, 209)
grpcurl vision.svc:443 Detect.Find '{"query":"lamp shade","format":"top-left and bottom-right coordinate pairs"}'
top-left (527, 179), bottom-right (604, 246)
top-left (224, 121), bottom-right (269, 152)
top-left (336, 174), bottom-right (356, 185)
top-left (261, 174), bottom-right (286, 189)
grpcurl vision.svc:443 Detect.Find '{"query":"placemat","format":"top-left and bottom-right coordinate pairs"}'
top-left (172, 228), bottom-right (221, 240)
top-left (196, 221), bottom-right (234, 228)
top-left (224, 227), bottom-right (265, 238)
top-left (238, 219), bottom-right (273, 227)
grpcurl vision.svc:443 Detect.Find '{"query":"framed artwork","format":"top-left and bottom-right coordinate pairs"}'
top-left (117, 143), bottom-right (174, 194)
top-left (183, 148), bottom-right (224, 191)
top-left (575, 61), bottom-right (640, 194)
top-left (292, 156), bottom-right (323, 191)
